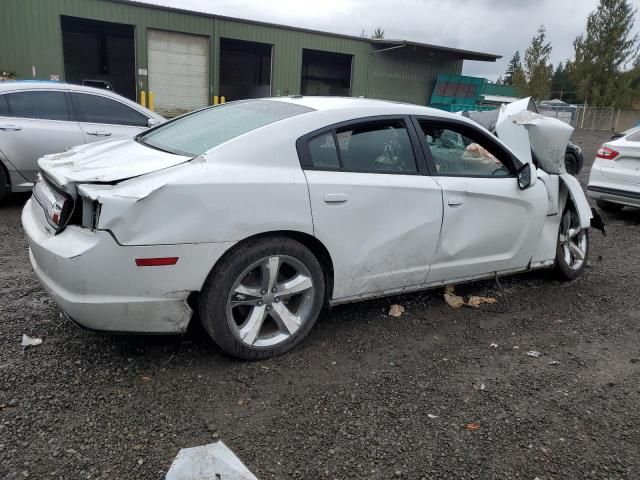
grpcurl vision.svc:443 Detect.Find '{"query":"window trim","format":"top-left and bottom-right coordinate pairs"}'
top-left (2, 89), bottom-right (74, 123)
top-left (296, 115), bottom-right (429, 176)
top-left (411, 115), bottom-right (522, 178)
top-left (69, 91), bottom-right (150, 127)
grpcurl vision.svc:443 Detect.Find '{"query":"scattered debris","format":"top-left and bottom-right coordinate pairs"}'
top-left (490, 343), bottom-right (498, 348)
top-left (444, 285), bottom-right (465, 309)
top-left (443, 286), bottom-right (497, 310)
top-left (526, 351), bottom-right (542, 358)
top-left (548, 360), bottom-right (560, 365)
top-left (513, 345), bottom-right (520, 350)
top-left (466, 296), bottom-right (498, 309)
top-left (480, 383), bottom-right (486, 391)
top-left (165, 441), bottom-right (258, 480)
top-left (464, 422), bottom-right (481, 431)
top-left (388, 304), bottom-right (405, 317)
top-left (21, 334), bottom-right (42, 348)
top-left (141, 376), bottom-right (152, 382)
top-left (427, 414), bottom-right (438, 419)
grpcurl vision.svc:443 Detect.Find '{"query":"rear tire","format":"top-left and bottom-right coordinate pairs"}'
top-left (198, 236), bottom-right (325, 360)
top-left (596, 199), bottom-right (624, 213)
top-left (554, 202), bottom-right (589, 280)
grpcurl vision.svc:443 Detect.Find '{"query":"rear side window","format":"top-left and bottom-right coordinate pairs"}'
top-left (71, 93), bottom-right (148, 127)
top-left (6, 91), bottom-right (70, 121)
top-left (0, 95), bottom-right (8, 116)
top-left (139, 100), bottom-right (313, 156)
top-left (336, 120), bottom-right (417, 173)
top-left (627, 130), bottom-right (640, 142)
top-left (308, 132), bottom-right (340, 169)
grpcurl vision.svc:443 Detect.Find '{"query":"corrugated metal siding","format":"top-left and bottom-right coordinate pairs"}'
top-left (1, 0), bottom-right (464, 107)
top-left (368, 49), bottom-right (463, 105)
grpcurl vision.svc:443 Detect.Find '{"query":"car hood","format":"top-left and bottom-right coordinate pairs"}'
top-left (38, 138), bottom-right (191, 187)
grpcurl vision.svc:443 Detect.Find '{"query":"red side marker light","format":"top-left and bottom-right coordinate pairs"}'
top-left (135, 257), bottom-right (179, 267)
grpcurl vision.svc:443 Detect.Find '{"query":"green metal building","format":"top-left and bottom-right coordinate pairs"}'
top-left (0, 0), bottom-right (501, 116)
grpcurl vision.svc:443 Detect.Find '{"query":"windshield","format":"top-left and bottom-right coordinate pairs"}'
top-left (138, 99), bottom-right (314, 156)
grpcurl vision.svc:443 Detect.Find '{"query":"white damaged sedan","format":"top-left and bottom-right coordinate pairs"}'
top-left (23, 97), bottom-right (597, 359)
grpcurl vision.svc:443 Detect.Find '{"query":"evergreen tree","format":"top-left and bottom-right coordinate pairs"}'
top-left (523, 26), bottom-right (552, 101)
top-left (504, 51), bottom-right (522, 85)
top-left (570, 0), bottom-right (639, 107)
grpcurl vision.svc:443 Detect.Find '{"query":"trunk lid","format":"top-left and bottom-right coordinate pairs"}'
top-left (38, 138), bottom-right (191, 188)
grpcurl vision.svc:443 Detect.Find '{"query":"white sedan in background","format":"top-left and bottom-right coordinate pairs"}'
top-left (0, 81), bottom-right (164, 201)
top-left (22, 97), bottom-right (595, 359)
top-left (587, 127), bottom-right (640, 211)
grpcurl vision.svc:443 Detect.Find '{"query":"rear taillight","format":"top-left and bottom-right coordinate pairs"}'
top-left (32, 173), bottom-right (74, 231)
top-left (596, 145), bottom-right (619, 160)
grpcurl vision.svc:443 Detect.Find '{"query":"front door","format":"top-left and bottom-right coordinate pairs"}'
top-left (0, 90), bottom-right (85, 183)
top-left (300, 117), bottom-right (443, 300)
top-left (414, 118), bottom-right (548, 282)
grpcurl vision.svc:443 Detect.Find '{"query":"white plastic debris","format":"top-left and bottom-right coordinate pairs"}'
top-left (21, 334), bottom-right (42, 348)
top-left (548, 360), bottom-right (560, 365)
top-left (480, 383), bottom-right (486, 391)
top-left (490, 343), bottom-right (498, 348)
top-left (427, 414), bottom-right (438, 419)
top-left (388, 304), bottom-right (405, 317)
top-left (166, 441), bottom-right (257, 480)
top-left (526, 351), bottom-right (542, 358)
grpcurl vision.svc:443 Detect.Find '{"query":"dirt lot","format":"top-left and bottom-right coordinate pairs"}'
top-left (1, 129), bottom-right (639, 479)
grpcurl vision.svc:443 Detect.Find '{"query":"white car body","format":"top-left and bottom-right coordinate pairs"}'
top-left (22, 97), bottom-right (593, 356)
top-left (587, 128), bottom-right (640, 208)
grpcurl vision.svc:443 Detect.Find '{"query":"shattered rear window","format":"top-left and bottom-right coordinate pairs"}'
top-left (138, 100), bottom-right (314, 156)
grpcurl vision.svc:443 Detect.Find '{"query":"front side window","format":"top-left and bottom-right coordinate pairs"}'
top-left (71, 93), bottom-right (148, 127)
top-left (139, 99), bottom-right (313, 157)
top-left (5, 91), bottom-right (70, 121)
top-left (418, 121), bottom-right (511, 177)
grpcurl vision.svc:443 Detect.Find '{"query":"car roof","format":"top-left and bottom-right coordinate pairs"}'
top-left (269, 95), bottom-right (463, 120)
top-left (0, 81), bottom-right (164, 120)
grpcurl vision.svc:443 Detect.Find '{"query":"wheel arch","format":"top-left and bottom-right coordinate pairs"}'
top-left (199, 230), bottom-right (335, 303)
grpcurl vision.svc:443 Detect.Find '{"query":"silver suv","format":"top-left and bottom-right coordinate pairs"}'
top-left (0, 81), bottom-right (164, 201)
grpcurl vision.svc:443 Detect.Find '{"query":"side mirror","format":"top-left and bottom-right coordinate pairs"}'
top-left (148, 118), bottom-right (161, 128)
top-left (517, 163), bottom-right (532, 190)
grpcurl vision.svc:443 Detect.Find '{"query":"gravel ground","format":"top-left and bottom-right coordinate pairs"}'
top-left (1, 129), bottom-right (639, 479)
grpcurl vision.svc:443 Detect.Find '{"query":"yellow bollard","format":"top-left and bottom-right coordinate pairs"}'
top-left (148, 91), bottom-right (154, 111)
top-left (213, 95), bottom-right (219, 105)
top-left (140, 90), bottom-right (146, 108)
top-left (220, 96), bottom-right (225, 104)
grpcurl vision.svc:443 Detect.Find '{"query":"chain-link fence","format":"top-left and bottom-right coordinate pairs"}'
top-left (538, 104), bottom-right (640, 132)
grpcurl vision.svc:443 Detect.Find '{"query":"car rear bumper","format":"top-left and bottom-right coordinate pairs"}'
top-left (22, 198), bottom-right (233, 333)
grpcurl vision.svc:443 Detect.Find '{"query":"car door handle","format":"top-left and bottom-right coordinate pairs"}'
top-left (0, 124), bottom-right (22, 131)
top-left (447, 196), bottom-right (464, 206)
top-left (86, 130), bottom-right (112, 136)
top-left (323, 193), bottom-right (349, 203)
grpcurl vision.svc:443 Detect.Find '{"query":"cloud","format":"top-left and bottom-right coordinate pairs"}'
top-left (133, 0), bottom-right (637, 80)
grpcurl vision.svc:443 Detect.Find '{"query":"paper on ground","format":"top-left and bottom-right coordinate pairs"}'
top-left (166, 441), bottom-right (258, 480)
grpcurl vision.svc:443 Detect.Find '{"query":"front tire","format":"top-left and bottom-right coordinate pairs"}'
top-left (198, 236), bottom-right (325, 360)
top-left (554, 203), bottom-right (589, 280)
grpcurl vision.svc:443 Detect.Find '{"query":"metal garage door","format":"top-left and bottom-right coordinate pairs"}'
top-left (148, 29), bottom-right (209, 117)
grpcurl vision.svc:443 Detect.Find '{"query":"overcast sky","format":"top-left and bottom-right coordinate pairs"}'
top-left (134, 0), bottom-right (639, 80)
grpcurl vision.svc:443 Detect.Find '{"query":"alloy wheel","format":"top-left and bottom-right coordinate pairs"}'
top-left (226, 255), bottom-right (315, 348)
top-left (558, 209), bottom-right (587, 271)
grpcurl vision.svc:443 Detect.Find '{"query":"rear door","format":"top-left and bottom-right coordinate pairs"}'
top-left (0, 89), bottom-right (84, 183)
top-left (69, 92), bottom-right (151, 142)
top-left (299, 116), bottom-right (443, 301)
top-left (414, 117), bottom-right (548, 282)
